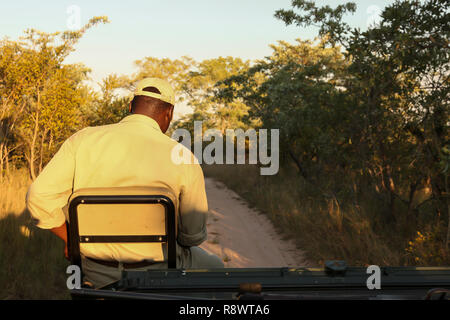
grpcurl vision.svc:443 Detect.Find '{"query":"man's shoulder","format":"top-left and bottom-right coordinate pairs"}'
top-left (72, 122), bottom-right (123, 138)
top-left (65, 123), bottom-right (119, 147)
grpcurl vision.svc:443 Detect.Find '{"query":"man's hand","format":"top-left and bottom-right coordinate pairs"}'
top-left (50, 222), bottom-right (69, 260)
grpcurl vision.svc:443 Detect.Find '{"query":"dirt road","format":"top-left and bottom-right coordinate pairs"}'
top-left (200, 178), bottom-right (309, 268)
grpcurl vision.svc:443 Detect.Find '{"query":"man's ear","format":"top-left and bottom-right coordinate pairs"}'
top-left (161, 106), bottom-right (174, 133)
top-left (166, 105), bottom-right (174, 122)
top-left (169, 105), bottom-right (174, 120)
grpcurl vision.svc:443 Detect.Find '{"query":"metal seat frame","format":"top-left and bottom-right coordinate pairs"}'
top-left (67, 193), bottom-right (177, 274)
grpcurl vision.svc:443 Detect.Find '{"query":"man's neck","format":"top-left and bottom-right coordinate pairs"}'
top-left (130, 112), bottom-right (165, 132)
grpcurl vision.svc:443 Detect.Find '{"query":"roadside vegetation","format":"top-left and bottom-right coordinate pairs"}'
top-left (201, 0), bottom-right (449, 266)
top-left (203, 164), bottom-right (446, 266)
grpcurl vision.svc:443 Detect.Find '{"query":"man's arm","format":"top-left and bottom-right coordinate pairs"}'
top-left (50, 222), bottom-right (68, 258)
top-left (26, 133), bottom-right (79, 254)
top-left (177, 163), bottom-right (209, 247)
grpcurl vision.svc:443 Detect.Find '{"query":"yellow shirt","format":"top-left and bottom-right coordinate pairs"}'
top-left (26, 114), bottom-right (208, 260)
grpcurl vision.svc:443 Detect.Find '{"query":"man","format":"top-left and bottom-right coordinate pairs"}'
top-left (26, 77), bottom-right (223, 288)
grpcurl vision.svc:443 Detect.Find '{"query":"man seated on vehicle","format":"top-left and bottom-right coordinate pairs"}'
top-left (26, 77), bottom-right (224, 288)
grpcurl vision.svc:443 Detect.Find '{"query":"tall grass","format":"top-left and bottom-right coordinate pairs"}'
top-left (203, 164), bottom-right (449, 267)
top-left (0, 169), bottom-right (29, 217)
top-left (0, 170), bottom-right (70, 299)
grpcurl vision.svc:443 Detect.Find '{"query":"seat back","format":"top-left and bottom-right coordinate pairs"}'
top-left (67, 186), bottom-right (177, 271)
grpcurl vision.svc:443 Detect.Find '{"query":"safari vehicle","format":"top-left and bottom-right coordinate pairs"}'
top-left (66, 188), bottom-right (450, 301)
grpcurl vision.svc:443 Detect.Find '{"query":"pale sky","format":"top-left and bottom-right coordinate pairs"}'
top-left (0, 0), bottom-right (392, 80)
top-left (0, 0), bottom-right (392, 117)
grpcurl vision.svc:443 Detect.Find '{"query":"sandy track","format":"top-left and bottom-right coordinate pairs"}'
top-left (200, 178), bottom-right (309, 268)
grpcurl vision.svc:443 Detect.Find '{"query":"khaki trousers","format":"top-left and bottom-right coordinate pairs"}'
top-left (81, 245), bottom-right (224, 288)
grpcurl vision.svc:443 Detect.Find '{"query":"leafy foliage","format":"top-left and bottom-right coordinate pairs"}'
top-left (215, 0), bottom-right (449, 262)
top-left (0, 17), bottom-right (109, 180)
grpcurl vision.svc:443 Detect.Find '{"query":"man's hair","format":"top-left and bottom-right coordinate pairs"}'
top-left (130, 86), bottom-right (173, 113)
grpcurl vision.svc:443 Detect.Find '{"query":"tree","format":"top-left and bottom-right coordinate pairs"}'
top-left (0, 40), bottom-right (28, 180)
top-left (85, 74), bottom-right (131, 126)
top-left (277, 0), bottom-right (449, 247)
top-left (0, 17), bottom-right (109, 180)
top-left (174, 56), bottom-right (252, 134)
top-left (218, 38), bottom-right (348, 191)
